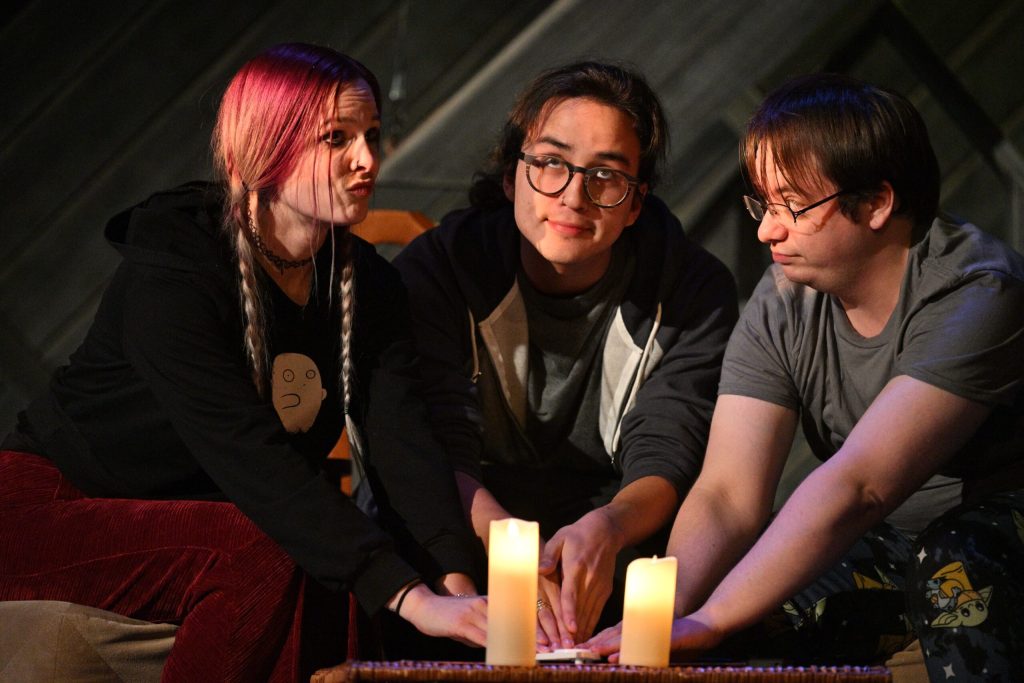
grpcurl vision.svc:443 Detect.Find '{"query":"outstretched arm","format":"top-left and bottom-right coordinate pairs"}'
top-left (586, 393), bottom-right (798, 656)
top-left (454, 471), bottom-right (513, 549)
top-left (686, 376), bottom-right (989, 644)
top-left (590, 378), bottom-right (990, 658)
top-left (543, 475), bottom-right (679, 643)
top-left (665, 395), bottom-right (797, 617)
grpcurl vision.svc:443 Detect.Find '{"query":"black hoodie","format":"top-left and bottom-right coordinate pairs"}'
top-left (11, 182), bottom-right (476, 614)
top-left (394, 197), bottom-right (739, 498)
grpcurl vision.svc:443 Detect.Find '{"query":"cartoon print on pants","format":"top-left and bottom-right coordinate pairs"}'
top-left (783, 597), bottom-right (826, 629)
top-left (271, 352), bottom-right (326, 433)
top-left (925, 561), bottom-right (992, 629)
top-left (852, 566), bottom-right (898, 591)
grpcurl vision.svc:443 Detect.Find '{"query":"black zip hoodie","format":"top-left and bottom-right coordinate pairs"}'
top-left (394, 196), bottom-right (739, 496)
top-left (11, 182), bottom-right (476, 614)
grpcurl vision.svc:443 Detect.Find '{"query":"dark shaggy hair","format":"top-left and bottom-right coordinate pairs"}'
top-left (469, 61), bottom-right (669, 209)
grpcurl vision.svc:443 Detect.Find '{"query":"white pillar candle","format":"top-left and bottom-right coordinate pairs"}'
top-left (619, 555), bottom-right (677, 667)
top-left (486, 518), bottom-right (539, 666)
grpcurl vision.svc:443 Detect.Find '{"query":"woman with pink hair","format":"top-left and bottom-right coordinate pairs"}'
top-left (0, 43), bottom-right (485, 681)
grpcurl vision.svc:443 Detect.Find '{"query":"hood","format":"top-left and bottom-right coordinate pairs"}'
top-left (417, 194), bottom-right (702, 333)
top-left (104, 181), bottom-right (234, 279)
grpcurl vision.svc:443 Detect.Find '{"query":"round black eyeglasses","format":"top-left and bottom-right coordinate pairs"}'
top-left (519, 152), bottom-right (639, 208)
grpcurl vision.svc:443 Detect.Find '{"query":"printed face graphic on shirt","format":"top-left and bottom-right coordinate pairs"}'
top-left (271, 352), bottom-right (327, 433)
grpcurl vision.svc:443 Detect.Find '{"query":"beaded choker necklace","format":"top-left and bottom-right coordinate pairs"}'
top-left (246, 212), bottom-right (312, 273)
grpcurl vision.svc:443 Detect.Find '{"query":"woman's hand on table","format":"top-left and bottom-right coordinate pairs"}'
top-left (395, 582), bottom-right (488, 647)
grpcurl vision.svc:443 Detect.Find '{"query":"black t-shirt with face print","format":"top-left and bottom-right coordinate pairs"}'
top-left (265, 263), bottom-right (343, 462)
top-left (9, 183), bottom-right (478, 615)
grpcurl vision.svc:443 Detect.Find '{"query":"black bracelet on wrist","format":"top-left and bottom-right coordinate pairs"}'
top-left (394, 579), bottom-right (423, 617)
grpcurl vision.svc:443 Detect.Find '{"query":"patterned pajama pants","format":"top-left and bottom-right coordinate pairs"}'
top-left (773, 490), bottom-right (1024, 681)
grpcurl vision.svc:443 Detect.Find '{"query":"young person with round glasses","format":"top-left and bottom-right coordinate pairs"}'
top-left (395, 61), bottom-right (738, 650)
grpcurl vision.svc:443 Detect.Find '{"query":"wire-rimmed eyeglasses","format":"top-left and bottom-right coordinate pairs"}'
top-left (743, 190), bottom-right (849, 234)
top-left (518, 152), bottom-right (640, 208)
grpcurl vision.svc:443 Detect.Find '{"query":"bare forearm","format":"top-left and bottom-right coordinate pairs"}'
top-left (696, 377), bottom-right (992, 636)
top-left (454, 471), bottom-right (513, 551)
top-left (599, 476), bottom-right (679, 549)
top-left (437, 572), bottom-right (478, 596)
top-left (667, 486), bottom-right (767, 616)
top-left (663, 396), bottom-right (797, 616)
top-left (696, 464), bottom-right (889, 634)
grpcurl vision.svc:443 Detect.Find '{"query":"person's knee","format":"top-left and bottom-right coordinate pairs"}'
top-left (181, 505), bottom-right (303, 604)
top-left (909, 494), bottom-right (1024, 602)
top-left (229, 526), bottom-right (302, 590)
top-left (905, 492), bottom-right (1024, 678)
top-left (913, 492), bottom-right (1024, 570)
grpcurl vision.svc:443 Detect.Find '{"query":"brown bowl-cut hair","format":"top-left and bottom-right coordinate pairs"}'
top-left (743, 73), bottom-right (939, 225)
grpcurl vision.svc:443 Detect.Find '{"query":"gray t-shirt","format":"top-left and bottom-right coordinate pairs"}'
top-left (474, 241), bottom-right (636, 534)
top-left (719, 217), bottom-right (1024, 534)
top-left (519, 240), bottom-right (635, 471)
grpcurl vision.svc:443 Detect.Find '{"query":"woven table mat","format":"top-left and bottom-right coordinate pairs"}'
top-left (312, 660), bottom-right (891, 682)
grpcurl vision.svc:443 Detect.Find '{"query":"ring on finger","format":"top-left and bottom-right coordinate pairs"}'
top-left (536, 598), bottom-right (551, 613)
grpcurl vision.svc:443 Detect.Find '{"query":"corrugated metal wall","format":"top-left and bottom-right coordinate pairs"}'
top-left (2, 0), bottom-right (1022, 437)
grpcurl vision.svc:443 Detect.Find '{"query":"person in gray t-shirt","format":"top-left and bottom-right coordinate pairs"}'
top-left (588, 74), bottom-right (1024, 678)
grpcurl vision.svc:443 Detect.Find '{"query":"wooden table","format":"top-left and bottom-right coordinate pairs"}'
top-left (311, 660), bottom-right (891, 682)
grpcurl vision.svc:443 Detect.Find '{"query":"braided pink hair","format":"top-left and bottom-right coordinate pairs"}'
top-left (211, 43), bottom-right (380, 413)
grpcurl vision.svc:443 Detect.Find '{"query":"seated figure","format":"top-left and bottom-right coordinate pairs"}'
top-left (395, 61), bottom-right (738, 648)
top-left (588, 73), bottom-right (1024, 680)
top-left (0, 43), bottom-right (488, 682)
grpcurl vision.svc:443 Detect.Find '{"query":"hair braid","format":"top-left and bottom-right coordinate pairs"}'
top-left (211, 44), bottom-right (381, 405)
top-left (338, 229), bottom-right (356, 414)
top-left (236, 203), bottom-right (269, 397)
